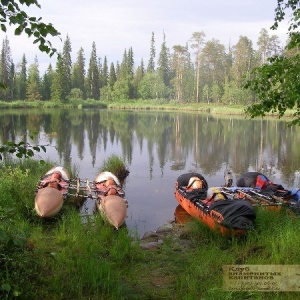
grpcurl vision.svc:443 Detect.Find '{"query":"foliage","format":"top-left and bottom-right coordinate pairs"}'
top-left (0, 140), bottom-right (46, 161)
top-left (0, 0), bottom-right (60, 56)
top-left (0, 0), bottom-right (61, 160)
top-left (138, 72), bottom-right (171, 99)
top-left (86, 41), bottom-right (100, 100)
top-left (69, 87), bottom-right (83, 100)
top-left (100, 154), bottom-right (129, 181)
top-left (244, 0), bottom-right (300, 125)
top-left (244, 54), bottom-right (300, 125)
top-left (1, 28), bottom-right (285, 106)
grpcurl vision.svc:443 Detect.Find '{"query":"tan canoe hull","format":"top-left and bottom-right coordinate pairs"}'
top-left (35, 187), bottom-right (64, 218)
top-left (97, 195), bottom-right (127, 229)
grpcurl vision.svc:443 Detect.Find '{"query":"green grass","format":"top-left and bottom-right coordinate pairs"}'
top-left (0, 99), bottom-right (107, 109)
top-left (0, 100), bottom-right (297, 122)
top-left (1, 160), bottom-right (300, 299)
top-left (99, 154), bottom-right (129, 181)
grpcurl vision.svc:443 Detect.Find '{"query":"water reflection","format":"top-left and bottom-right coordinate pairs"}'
top-left (1, 109), bottom-right (300, 236)
top-left (174, 205), bottom-right (192, 224)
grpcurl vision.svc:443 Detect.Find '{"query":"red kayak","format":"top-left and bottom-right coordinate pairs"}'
top-left (175, 173), bottom-right (256, 236)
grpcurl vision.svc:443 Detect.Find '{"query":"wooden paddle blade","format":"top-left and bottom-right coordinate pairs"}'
top-left (97, 195), bottom-right (127, 229)
top-left (35, 187), bottom-right (63, 218)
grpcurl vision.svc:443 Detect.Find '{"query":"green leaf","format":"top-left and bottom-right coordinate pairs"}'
top-left (1, 0), bottom-right (10, 6)
top-left (1, 23), bottom-right (7, 32)
top-left (1, 283), bottom-right (11, 292)
top-left (15, 27), bottom-right (23, 35)
top-left (24, 27), bottom-right (32, 36)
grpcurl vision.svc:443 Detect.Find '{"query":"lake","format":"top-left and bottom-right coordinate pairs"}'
top-left (1, 108), bottom-right (300, 237)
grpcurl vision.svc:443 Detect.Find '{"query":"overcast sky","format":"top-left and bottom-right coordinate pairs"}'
top-left (2, 0), bottom-right (290, 73)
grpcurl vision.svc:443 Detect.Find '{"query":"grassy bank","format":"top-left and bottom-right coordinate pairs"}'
top-left (105, 100), bottom-right (297, 119)
top-left (1, 160), bottom-right (300, 299)
top-left (0, 99), bottom-right (297, 118)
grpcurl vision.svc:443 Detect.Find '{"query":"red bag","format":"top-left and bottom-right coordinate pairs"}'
top-left (255, 175), bottom-right (268, 189)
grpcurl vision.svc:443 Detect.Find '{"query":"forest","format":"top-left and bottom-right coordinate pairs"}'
top-left (0, 29), bottom-right (288, 105)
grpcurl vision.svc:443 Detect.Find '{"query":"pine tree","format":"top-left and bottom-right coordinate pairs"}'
top-left (19, 54), bottom-right (27, 100)
top-left (133, 59), bottom-right (145, 98)
top-left (118, 49), bottom-right (128, 79)
top-left (113, 48), bottom-right (135, 100)
top-left (127, 48), bottom-right (134, 80)
top-left (0, 36), bottom-right (14, 100)
top-left (86, 42), bottom-right (100, 100)
top-left (51, 55), bottom-right (64, 102)
top-left (26, 56), bottom-right (41, 100)
top-left (72, 47), bottom-right (86, 99)
top-left (147, 32), bottom-right (155, 73)
top-left (108, 62), bottom-right (117, 88)
top-left (99, 56), bottom-right (108, 88)
top-left (61, 35), bottom-right (72, 100)
top-left (127, 47), bottom-right (135, 98)
top-left (157, 32), bottom-right (171, 87)
top-left (41, 64), bottom-right (54, 101)
top-left (115, 61), bottom-right (120, 78)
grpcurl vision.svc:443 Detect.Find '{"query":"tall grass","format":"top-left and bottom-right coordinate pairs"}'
top-left (33, 210), bottom-right (136, 299)
top-left (99, 155), bottom-right (129, 181)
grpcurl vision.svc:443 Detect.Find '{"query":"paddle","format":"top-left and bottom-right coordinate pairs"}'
top-left (221, 186), bottom-right (283, 207)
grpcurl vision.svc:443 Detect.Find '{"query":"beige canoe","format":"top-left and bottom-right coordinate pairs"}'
top-left (96, 195), bottom-right (127, 229)
top-left (35, 187), bottom-right (64, 218)
top-left (35, 166), bottom-right (70, 218)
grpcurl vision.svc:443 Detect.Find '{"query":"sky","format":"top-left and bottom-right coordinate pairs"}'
top-left (1, 0), bottom-right (291, 74)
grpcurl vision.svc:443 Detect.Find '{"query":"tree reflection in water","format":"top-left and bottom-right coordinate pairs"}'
top-left (1, 108), bottom-right (300, 236)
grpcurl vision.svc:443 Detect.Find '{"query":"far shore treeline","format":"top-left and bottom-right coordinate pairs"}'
top-left (0, 29), bottom-right (287, 105)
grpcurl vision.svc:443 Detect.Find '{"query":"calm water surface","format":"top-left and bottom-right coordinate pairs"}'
top-left (1, 108), bottom-right (300, 236)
